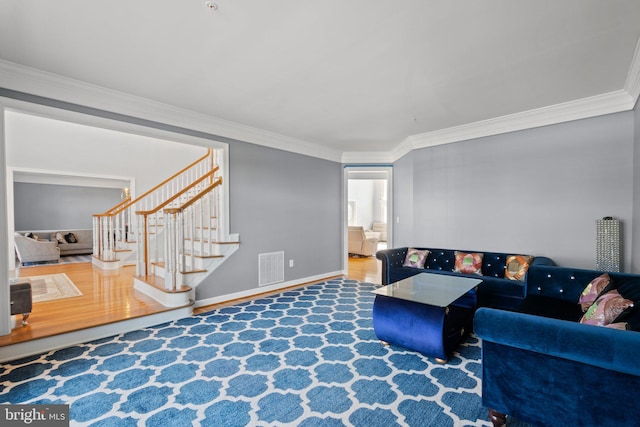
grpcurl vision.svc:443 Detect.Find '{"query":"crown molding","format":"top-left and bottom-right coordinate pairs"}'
top-left (0, 60), bottom-right (343, 163)
top-left (341, 150), bottom-right (396, 165)
top-left (406, 90), bottom-right (634, 154)
top-left (624, 36), bottom-right (640, 107)
top-left (342, 89), bottom-right (635, 164)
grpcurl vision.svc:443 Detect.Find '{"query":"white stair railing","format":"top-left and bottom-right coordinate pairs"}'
top-left (93, 149), bottom-right (216, 264)
top-left (135, 170), bottom-right (221, 279)
top-left (162, 177), bottom-right (222, 290)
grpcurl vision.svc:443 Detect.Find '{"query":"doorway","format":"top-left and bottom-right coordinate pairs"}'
top-left (344, 166), bottom-right (392, 278)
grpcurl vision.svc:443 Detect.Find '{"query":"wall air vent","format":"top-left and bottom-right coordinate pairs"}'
top-left (259, 251), bottom-right (284, 286)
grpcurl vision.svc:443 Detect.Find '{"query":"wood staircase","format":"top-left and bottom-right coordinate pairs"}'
top-left (92, 148), bottom-right (239, 307)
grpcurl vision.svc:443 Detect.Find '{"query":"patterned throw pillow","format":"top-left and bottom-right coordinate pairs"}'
top-left (580, 290), bottom-right (634, 327)
top-left (578, 273), bottom-right (611, 312)
top-left (454, 252), bottom-right (483, 275)
top-left (403, 248), bottom-right (429, 268)
top-left (504, 255), bottom-right (534, 281)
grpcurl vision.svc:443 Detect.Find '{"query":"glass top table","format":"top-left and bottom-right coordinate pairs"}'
top-left (373, 272), bottom-right (482, 307)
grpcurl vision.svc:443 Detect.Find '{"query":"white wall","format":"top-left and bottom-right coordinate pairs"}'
top-left (5, 111), bottom-right (207, 195)
top-left (348, 179), bottom-right (386, 229)
top-left (348, 180), bottom-right (375, 228)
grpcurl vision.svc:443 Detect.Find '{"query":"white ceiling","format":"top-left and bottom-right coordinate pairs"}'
top-left (2, 1), bottom-right (640, 160)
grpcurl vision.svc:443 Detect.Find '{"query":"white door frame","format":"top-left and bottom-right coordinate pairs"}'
top-left (343, 165), bottom-right (393, 277)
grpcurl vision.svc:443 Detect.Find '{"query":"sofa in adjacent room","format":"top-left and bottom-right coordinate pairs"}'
top-left (49, 230), bottom-right (93, 256)
top-left (376, 247), bottom-right (555, 310)
top-left (14, 232), bottom-right (60, 265)
top-left (475, 264), bottom-right (640, 427)
top-left (16, 229), bottom-right (94, 257)
top-left (348, 226), bottom-right (379, 257)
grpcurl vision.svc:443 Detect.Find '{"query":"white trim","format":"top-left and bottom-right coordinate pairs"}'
top-left (625, 36), bottom-right (640, 107)
top-left (343, 166), bottom-right (393, 275)
top-left (341, 150), bottom-right (397, 165)
top-left (193, 271), bottom-right (344, 308)
top-left (0, 100), bottom-right (9, 336)
top-left (0, 307), bottom-right (193, 363)
top-left (12, 166), bottom-right (134, 189)
top-left (134, 278), bottom-right (195, 308)
top-left (0, 60), bottom-right (343, 162)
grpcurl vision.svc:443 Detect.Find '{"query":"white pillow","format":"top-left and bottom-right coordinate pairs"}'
top-left (56, 233), bottom-right (65, 244)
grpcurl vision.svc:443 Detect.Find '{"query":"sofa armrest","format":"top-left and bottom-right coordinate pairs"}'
top-left (376, 247), bottom-right (409, 285)
top-left (475, 307), bottom-right (640, 376)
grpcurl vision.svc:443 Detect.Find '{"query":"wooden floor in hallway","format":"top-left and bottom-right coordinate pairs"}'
top-left (2, 254), bottom-right (382, 351)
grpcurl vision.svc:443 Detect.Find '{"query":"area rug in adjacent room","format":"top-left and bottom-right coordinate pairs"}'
top-left (0, 278), bottom-right (527, 426)
top-left (25, 273), bottom-right (83, 303)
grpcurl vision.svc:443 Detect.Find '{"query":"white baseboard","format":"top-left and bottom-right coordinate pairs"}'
top-left (194, 270), bottom-right (345, 308)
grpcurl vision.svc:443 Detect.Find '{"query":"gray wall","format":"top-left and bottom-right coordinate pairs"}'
top-left (394, 111), bottom-right (636, 271)
top-left (14, 182), bottom-right (122, 231)
top-left (197, 142), bottom-right (343, 299)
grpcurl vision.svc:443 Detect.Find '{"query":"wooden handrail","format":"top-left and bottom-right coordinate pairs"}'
top-left (96, 148), bottom-right (213, 218)
top-left (136, 168), bottom-right (219, 216)
top-left (101, 196), bottom-right (131, 216)
top-left (164, 177), bottom-right (222, 214)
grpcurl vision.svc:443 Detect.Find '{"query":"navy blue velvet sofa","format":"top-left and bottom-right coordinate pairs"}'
top-left (376, 247), bottom-right (555, 310)
top-left (475, 264), bottom-right (640, 427)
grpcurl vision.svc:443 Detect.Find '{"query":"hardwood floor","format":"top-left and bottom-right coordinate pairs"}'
top-left (1, 262), bottom-right (173, 347)
top-left (346, 254), bottom-right (382, 284)
top-left (2, 254), bottom-right (382, 348)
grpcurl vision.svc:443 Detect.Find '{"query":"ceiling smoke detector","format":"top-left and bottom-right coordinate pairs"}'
top-left (205, 1), bottom-right (218, 11)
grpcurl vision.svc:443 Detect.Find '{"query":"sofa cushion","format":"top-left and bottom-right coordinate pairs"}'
top-left (55, 232), bottom-right (66, 244)
top-left (454, 251), bottom-right (483, 275)
top-left (424, 249), bottom-right (455, 271)
top-left (578, 273), bottom-right (611, 312)
top-left (580, 290), bottom-right (634, 327)
top-left (504, 255), bottom-right (534, 282)
top-left (518, 295), bottom-right (583, 322)
top-left (614, 278), bottom-right (640, 303)
top-left (402, 248), bottom-right (429, 268)
top-left (610, 278), bottom-right (640, 329)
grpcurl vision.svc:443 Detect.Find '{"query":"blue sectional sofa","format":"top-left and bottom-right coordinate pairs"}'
top-left (376, 247), bottom-right (555, 310)
top-left (475, 265), bottom-right (640, 427)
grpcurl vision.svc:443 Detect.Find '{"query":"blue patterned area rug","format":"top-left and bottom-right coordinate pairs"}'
top-left (0, 278), bottom-right (519, 426)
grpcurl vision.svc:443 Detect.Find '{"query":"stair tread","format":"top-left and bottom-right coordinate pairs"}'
top-left (136, 274), bottom-right (192, 293)
top-left (182, 253), bottom-right (224, 259)
top-left (180, 269), bottom-right (207, 275)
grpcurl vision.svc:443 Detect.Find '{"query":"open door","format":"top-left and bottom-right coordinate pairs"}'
top-left (344, 166), bottom-right (392, 276)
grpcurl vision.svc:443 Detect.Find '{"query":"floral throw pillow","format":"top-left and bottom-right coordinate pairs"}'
top-left (454, 251), bottom-right (483, 275)
top-left (504, 255), bottom-right (534, 281)
top-left (578, 273), bottom-right (611, 312)
top-left (580, 290), bottom-right (634, 327)
top-left (403, 248), bottom-right (429, 268)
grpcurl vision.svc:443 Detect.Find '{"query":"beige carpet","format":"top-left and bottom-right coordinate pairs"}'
top-left (26, 273), bottom-right (83, 303)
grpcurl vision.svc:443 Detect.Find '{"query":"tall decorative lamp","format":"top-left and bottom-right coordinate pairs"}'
top-left (596, 216), bottom-right (621, 272)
